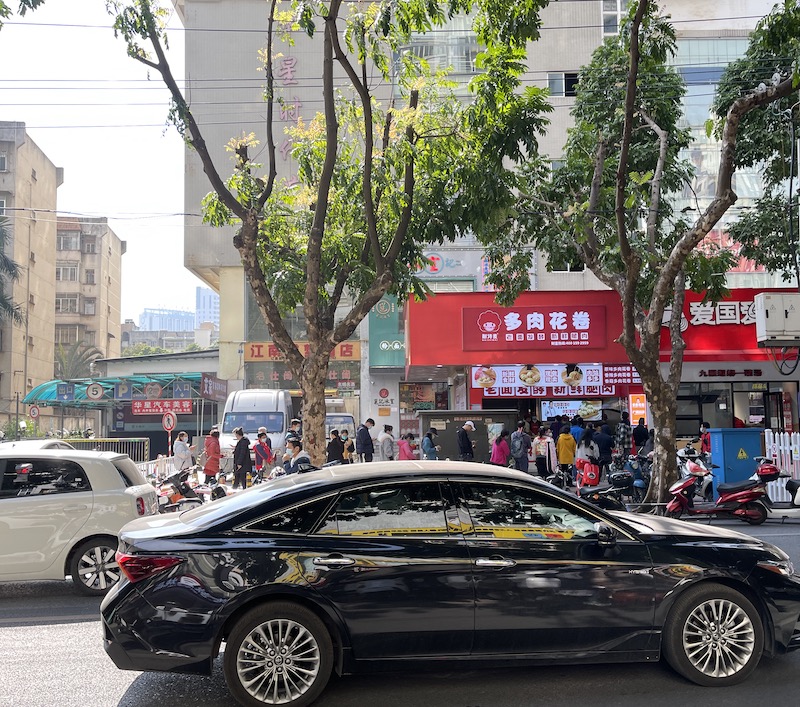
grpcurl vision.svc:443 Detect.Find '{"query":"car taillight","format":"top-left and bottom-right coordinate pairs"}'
top-left (116, 552), bottom-right (184, 584)
top-left (136, 497), bottom-right (146, 516)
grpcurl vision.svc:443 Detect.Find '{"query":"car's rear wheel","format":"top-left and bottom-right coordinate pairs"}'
top-left (663, 582), bottom-right (764, 686)
top-left (224, 601), bottom-right (333, 707)
top-left (69, 537), bottom-right (120, 596)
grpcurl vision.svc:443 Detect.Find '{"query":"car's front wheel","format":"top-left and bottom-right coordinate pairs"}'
top-left (224, 601), bottom-right (333, 707)
top-left (663, 582), bottom-right (764, 686)
top-left (69, 537), bottom-right (120, 596)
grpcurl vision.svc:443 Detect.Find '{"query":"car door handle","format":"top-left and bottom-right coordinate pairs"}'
top-left (62, 504), bottom-right (88, 512)
top-left (475, 557), bottom-right (516, 568)
top-left (312, 555), bottom-right (356, 568)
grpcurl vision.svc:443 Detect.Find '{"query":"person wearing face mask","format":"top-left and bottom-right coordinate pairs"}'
top-left (173, 431), bottom-right (194, 471)
top-left (340, 429), bottom-right (355, 463)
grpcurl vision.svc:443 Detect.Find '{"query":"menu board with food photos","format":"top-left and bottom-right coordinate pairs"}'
top-left (541, 400), bottom-right (604, 421)
top-left (471, 364), bottom-right (603, 396)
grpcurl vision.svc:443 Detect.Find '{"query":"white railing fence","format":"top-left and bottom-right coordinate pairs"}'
top-left (763, 430), bottom-right (800, 503)
top-left (136, 455), bottom-right (179, 483)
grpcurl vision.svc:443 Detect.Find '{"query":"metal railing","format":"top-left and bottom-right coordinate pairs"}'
top-left (68, 437), bottom-right (151, 463)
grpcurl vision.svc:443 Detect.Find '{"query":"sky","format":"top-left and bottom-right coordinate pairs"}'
top-left (0, 2), bottom-right (205, 323)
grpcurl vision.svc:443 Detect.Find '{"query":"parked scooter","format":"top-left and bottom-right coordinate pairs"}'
top-left (623, 454), bottom-right (652, 503)
top-left (157, 470), bottom-right (204, 513)
top-left (546, 465), bottom-right (573, 490)
top-left (763, 468), bottom-right (800, 521)
top-left (665, 456), bottom-right (779, 525)
top-left (677, 442), bottom-right (716, 501)
top-left (579, 469), bottom-right (634, 511)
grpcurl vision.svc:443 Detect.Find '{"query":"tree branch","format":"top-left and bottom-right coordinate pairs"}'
top-left (256, 0), bottom-right (279, 212)
top-left (640, 108), bottom-right (667, 251)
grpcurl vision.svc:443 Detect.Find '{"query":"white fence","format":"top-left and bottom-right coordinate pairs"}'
top-left (136, 455), bottom-right (179, 482)
top-left (763, 430), bottom-right (800, 503)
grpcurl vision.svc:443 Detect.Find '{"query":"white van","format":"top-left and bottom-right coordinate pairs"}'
top-left (219, 390), bottom-right (293, 468)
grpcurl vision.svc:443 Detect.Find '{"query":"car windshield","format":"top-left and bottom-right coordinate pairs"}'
top-left (179, 471), bottom-right (328, 529)
top-left (222, 412), bottom-right (284, 434)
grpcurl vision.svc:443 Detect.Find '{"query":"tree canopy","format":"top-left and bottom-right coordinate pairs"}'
top-left (0, 217), bottom-right (24, 325)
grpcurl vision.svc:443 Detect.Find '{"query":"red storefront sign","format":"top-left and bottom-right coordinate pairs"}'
top-left (131, 400), bottom-right (193, 415)
top-left (462, 305), bottom-right (606, 351)
top-left (659, 288), bottom-right (794, 362)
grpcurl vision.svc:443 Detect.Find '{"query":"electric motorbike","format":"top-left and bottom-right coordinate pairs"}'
top-left (677, 443), bottom-right (716, 501)
top-left (579, 468), bottom-right (634, 511)
top-left (665, 456), bottom-right (779, 525)
top-left (764, 469), bottom-right (800, 521)
top-left (157, 470), bottom-right (203, 513)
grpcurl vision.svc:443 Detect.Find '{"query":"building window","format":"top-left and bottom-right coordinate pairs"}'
top-left (83, 238), bottom-right (97, 254)
top-left (55, 325), bottom-right (80, 345)
top-left (548, 72), bottom-right (580, 97)
top-left (0, 199), bottom-right (5, 216)
top-left (84, 299), bottom-right (96, 316)
top-left (85, 330), bottom-right (96, 346)
top-left (0, 154), bottom-right (6, 171)
top-left (602, 0), bottom-right (625, 35)
top-left (55, 296), bottom-right (79, 313)
top-left (55, 263), bottom-right (79, 282)
top-left (85, 269), bottom-right (95, 285)
top-left (57, 233), bottom-right (80, 251)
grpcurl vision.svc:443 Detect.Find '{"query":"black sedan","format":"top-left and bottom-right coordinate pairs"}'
top-left (101, 461), bottom-right (800, 707)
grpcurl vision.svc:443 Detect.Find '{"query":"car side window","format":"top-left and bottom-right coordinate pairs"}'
top-left (0, 459), bottom-right (91, 498)
top-left (244, 496), bottom-right (335, 535)
top-left (457, 483), bottom-right (598, 540)
top-left (316, 482), bottom-right (449, 537)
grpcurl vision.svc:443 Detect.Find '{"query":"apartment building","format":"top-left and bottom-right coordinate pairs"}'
top-left (0, 121), bottom-right (62, 432)
top-left (55, 216), bottom-right (124, 360)
top-left (170, 0), bottom-right (774, 426)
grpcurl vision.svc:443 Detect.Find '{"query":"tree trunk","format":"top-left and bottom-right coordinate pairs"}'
top-left (299, 355), bottom-right (329, 466)
top-left (646, 397), bottom-right (678, 505)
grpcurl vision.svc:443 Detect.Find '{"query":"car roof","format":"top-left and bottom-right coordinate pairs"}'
top-left (0, 439), bottom-right (75, 450)
top-left (0, 447), bottom-right (128, 461)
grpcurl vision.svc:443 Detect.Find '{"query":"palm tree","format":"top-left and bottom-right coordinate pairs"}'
top-left (0, 217), bottom-right (24, 325)
top-left (55, 342), bottom-right (103, 380)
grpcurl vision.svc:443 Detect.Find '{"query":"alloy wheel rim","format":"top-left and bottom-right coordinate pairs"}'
top-left (77, 546), bottom-right (120, 591)
top-left (237, 618), bottom-right (321, 704)
top-left (682, 598), bottom-right (755, 678)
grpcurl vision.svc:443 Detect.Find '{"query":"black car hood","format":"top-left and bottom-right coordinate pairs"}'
top-left (612, 511), bottom-right (763, 544)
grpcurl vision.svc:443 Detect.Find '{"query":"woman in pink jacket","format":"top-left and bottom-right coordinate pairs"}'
top-left (490, 429), bottom-right (511, 466)
top-left (397, 433), bottom-right (418, 460)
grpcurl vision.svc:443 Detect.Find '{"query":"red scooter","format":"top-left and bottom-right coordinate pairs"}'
top-left (665, 456), bottom-right (780, 525)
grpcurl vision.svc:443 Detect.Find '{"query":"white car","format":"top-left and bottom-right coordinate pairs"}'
top-left (0, 449), bottom-right (159, 595)
top-left (0, 438), bottom-right (76, 451)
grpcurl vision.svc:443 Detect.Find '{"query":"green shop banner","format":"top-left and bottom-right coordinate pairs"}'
top-left (369, 295), bottom-right (405, 367)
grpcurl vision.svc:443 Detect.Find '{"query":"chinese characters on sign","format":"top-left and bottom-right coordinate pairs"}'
top-left (603, 365), bottom-right (641, 384)
top-left (244, 341), bottom-right (361, 362)
top-left (463, 306), bottom-right (606, 351)
top-left (131, 400), bottom-right (193, 415)
top-left (472, 364), bottom-right (605, 397)
top-left (698, 369), bottom-right (764, 378)
top-left (688, 300), bottom-right (757, 326)
top-left (200, 373), bottom-right (228, 402)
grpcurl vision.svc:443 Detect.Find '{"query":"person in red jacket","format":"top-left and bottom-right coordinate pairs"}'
top-left (203, 428), bottom-right (222, 483)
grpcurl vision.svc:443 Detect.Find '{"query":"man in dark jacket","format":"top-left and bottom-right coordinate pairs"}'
top-left (355, 418), bottom-right (375, 462)
top-left (457, 421), bottom-right (476, 461)
top-left (632, 418), bottom-right (649, 451)
top-left (595, 424), bottom-right (615, 478)
top-left (326, 429), bottom-right (345, 464)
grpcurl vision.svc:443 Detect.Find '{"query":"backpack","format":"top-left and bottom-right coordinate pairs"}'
top-left (534, 438), bottom-right (548, 458)
top-left (511, 433), bottom-right (525, 458)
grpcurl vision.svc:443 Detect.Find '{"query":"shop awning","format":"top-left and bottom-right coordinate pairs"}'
top-left (23, 373), bottom-right (206, 409)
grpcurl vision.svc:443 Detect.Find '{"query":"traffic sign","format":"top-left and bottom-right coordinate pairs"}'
top-left (29, 405), bottom-right (40, 419)
top-left (86, 383), bottom-right (104, 400)
top-left (162, 412), bottom-right (177, 432)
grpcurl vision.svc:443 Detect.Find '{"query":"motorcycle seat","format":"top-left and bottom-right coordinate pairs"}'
top-left (716, 479), bottom-right (759, 494)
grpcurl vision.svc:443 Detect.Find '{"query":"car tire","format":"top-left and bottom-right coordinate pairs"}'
top-left (69, 537), bottom-right (120, 596)
top-left (662, 582), bottom-right (764, 686)
top-left (224, 601), bottom-right (333, 707)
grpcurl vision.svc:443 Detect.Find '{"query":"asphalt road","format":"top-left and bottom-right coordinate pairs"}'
top-left (2, 519), bottom-right (800, 707)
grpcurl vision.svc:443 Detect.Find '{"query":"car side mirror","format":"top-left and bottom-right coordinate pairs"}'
top-left (594, 522), bottom-right (617, 548)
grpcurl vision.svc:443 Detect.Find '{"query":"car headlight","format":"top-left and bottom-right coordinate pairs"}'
top-left (757, 559), bottom-right (795, 577)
